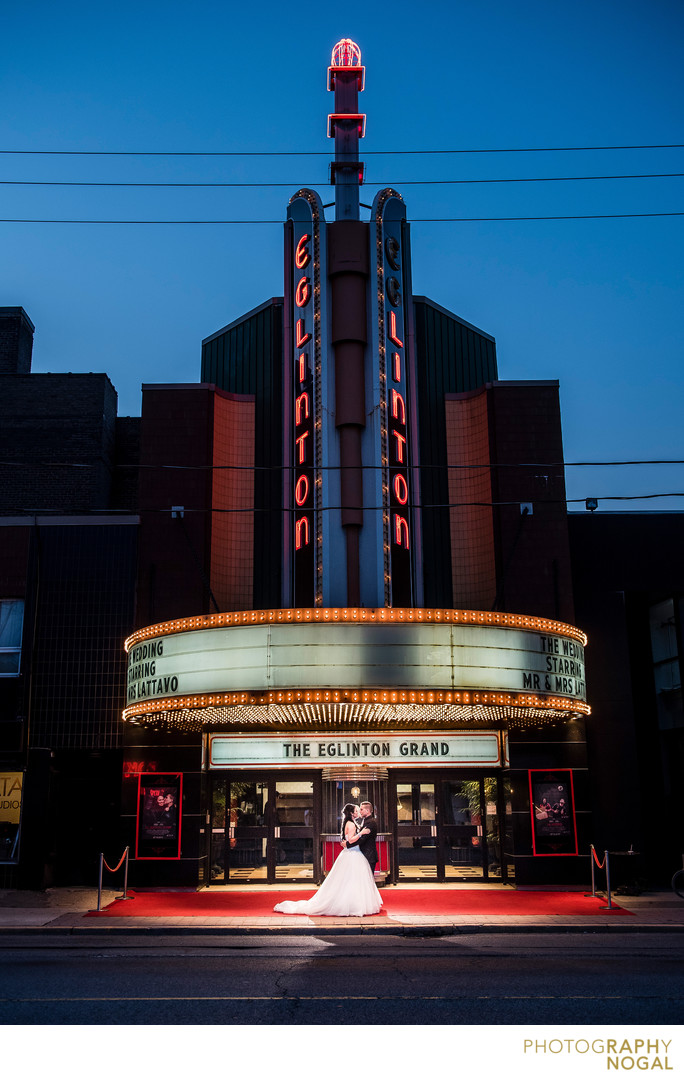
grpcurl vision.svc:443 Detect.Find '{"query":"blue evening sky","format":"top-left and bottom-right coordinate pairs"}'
top-left (1, 0), bottom-right (682, 512)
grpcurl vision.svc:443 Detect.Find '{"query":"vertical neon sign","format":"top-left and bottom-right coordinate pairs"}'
top-left (375, 190), bottom-right (413, 606)
top-left (288, 195), bottom-right (322, 607)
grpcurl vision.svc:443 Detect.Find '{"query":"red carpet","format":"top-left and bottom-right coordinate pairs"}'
top-left (87, 888), bottom-right (627, 918)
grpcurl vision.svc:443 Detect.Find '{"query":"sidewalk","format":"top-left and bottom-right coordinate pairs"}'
top-left (1, 886), bottom-right (683, 936)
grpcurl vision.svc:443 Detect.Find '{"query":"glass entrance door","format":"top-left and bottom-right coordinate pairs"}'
top-left (228, 778), bottom-right (268, 882)
top-left (210, 775), bottom-right (317, 884)
top-left (441, 776), bottom-right (503, 880)
top-left (395, 782), bottom-right (438, 879)
top-left (441, 779), bottom-right (484, 879)
top-left (273, 780), bottom-right (315, 881)
top-left (391, 774), bottom-right (504, 882)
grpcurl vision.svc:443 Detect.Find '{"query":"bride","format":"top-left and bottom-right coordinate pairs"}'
top-left (273, 803), bottom-right (383, 917)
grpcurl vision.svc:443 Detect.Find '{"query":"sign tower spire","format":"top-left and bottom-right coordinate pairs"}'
top-left (328, 39), bottom-right (366, 221)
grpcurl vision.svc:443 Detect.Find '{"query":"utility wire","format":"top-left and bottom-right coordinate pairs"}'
top-left (3, 459), bottom-right (683, 471)
top-left (1, 143), bottom-right (683, 156)
top-left (12, 494), bottom-right (684, 516)
top-left (2, 211), bottom-right (682, 224)
top-left (2, 172), bottom-right (682, 187)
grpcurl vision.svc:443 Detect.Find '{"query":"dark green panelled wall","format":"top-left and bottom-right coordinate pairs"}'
top-left (413, 298), bottom-right (498, 607)
top-left (201, 299), bottom-right (283, 608)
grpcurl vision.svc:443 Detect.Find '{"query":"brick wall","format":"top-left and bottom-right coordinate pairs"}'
top-left (211, 389), bottom-right (255, 612)
top-left (0, 373), bottom-right (119, 512)
top-left (445, 389), bottom-right (497, 608)
top-left (488, 381), bottom-right (575, 622)
top-left (136, 384), bottom-right (259, 625)
top-left (0, 525), bottom-right (31, 740)
top-left (0, 308), bottom-right (34, 375)
top-left (136, 385), bottom-right (215, 626)
top-left (112, 416), bottom-right (141, 511)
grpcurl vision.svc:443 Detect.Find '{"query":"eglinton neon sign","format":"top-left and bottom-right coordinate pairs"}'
top-left (294, 232), bottom-right (313, 555)
top-left (287, 190), bottom-right (324, 608)
top-left (376, 191), bottom-right (412, 606)
top-left (387, 307), bottom-right (409, 552)
top-left (295, 234), bottom-right (311, 269)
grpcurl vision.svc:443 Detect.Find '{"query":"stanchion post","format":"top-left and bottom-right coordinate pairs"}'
top-left (122, 846), bottom-right (130, 900)
top-left (113, 845), bottom-right (132, 902)
top-left (586, 844), bottom-right (596, 897)
top-left (605, 850), bottom-right (613, 909)
top-left (97, 853), bottom-right (103, 912)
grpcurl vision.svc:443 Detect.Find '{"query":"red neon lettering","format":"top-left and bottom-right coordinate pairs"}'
top-left (391, 389), bottom-right (406, 425)
top-left (295, 392), bottom-right (310, 426)
top-left (298, 353), bottom-right (308, 383)
top-left (295, 234), bottom-right (311, 269)
top-left (394, 514), bottom-right (410, 548)
top-left (295, 475), bottom-right (309, 506)
top-left (295, 516), bottom-right (310, 549)
top-left (392, 430), bottom-right (407, 464)
top-left (393, 473), bottom-right (409, 505)
top-left (295, 431), bottom-right (309, 464)
top-left (392, 351), bottom-right (402, 382)
top-left (296, 319), bottom-right (311, 347)
top-left (295, 276), bottom-right (311, 308)
top-left (388, 310), bottom-right (403, 347)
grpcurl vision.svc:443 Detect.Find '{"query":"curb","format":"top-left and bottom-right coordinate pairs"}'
top-left (1, 921), bottom-right (683, 938)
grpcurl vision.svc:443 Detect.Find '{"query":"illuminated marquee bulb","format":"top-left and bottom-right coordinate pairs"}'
top-left (331, 38), bottom-right (361, 66)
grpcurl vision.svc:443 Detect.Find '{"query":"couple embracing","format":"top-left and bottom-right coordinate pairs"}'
top-left (274, 801), bottom-right (383, 917)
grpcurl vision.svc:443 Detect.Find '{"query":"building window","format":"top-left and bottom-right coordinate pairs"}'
top-left (0, 599), bottom-right (24, 676)
top-left (649, 598), bottom-right (683, 730)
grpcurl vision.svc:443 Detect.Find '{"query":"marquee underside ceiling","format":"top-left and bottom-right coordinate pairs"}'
top-left (125, 699), bottom-right (588, 732)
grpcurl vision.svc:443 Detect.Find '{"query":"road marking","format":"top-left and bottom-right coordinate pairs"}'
top-left (2, 994), bottom-right (674, 1003)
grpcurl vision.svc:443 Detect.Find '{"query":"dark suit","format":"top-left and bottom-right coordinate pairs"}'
top-left (346, 816), bottom-right (378, 876)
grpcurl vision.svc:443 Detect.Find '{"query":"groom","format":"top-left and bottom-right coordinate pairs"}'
top-left (343, 801), bottom-right (379, 877)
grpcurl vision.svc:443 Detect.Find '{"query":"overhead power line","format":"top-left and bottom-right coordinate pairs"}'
top-left (2, 172), bottom-right (683, 188)
top-left (1, 211), bottom-right (683, 225)
top-left (1, 143), bottom-right (683, 157)
top-left (12, 494), bottom-right (684, 516)
top-left (3, 459), bottom-right (683, 471)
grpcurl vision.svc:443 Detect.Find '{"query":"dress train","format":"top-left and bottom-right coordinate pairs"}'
top-left (273, 846), bottom-right (382, 917)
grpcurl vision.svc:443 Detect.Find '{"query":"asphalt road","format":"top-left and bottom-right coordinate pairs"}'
top-left (1, 931), bottom-right (682, 1026)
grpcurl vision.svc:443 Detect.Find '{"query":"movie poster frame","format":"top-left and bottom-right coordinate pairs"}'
top-left (135, 772), bottom-right (183, 860)
top-left (528, 768), bottom-right (578, 856)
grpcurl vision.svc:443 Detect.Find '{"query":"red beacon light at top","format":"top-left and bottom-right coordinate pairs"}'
top-left (328, 37), bottom-right (365, 91)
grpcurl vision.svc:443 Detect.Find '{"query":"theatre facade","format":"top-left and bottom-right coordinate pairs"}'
top-left (120, 40), bottom-right (590, 889)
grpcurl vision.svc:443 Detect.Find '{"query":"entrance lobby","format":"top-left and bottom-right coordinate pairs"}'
top-left (208, 770), bottom-right (505, 885)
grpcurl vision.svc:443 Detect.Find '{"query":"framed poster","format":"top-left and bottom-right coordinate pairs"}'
top-left (136, 773), bottom-right (182, 860)
top-left (0, 771), bottom-right (23, 865)
top-left (529, 769), bottom-right (578, 856)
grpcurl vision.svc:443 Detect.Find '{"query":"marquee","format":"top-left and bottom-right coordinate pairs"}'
top-left (123, 608), bottom-right (589, 730)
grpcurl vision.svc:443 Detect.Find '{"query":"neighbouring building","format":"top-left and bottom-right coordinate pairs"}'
top-left (0, 306), bottom-right (138, 887)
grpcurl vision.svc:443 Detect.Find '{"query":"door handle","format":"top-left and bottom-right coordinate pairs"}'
top-left (274, 827), bottom-right (281, 838)
top-left (431, 825), bottom-right (437, 837)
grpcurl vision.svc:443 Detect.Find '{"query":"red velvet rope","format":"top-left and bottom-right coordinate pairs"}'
top-left (591, 846), bottom-right (606, 869)
top-left (102, 847), bottom-right (129, 874)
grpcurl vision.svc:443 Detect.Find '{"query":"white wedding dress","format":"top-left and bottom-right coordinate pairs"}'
top-left (273, 844), bottom-right (383, 917)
